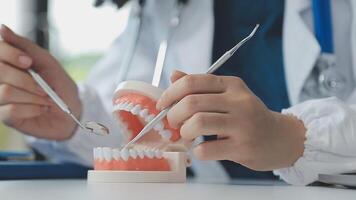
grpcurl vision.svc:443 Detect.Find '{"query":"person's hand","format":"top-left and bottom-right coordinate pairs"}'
top-left (0, 25), bottom-right (81, 140)
top-left (157, 70), bottom-right (306, 170)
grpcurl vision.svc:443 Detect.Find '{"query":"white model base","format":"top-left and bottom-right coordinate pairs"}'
top-left (87, 152), bottom-right (187, 183)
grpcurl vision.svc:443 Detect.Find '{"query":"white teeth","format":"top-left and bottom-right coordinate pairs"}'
top-left (113, 103), bottom-right (121, 111)
top-left (112, 148), bottom-right (121, 160)
top-left (153, 121), bottom-right (164, 131)
top-left (122, 103), bottom-right (130, 111)
top-left (93, 148), bottom-right (99, 160)
top-left (121, 102), bottom-right (129, 110)
top-left (94, 147), bottom-right (167, 162)
top-left (93, 148), bottom-right (97, 159)
top-left (94, 147), bottom-right (167, 161)
top-left (116, 102), bottom-right (172, 141)
top-left (155, 150), bottom-right (163, 158)
top-left (159, 130), bottom-right (172, 139)
top-left (126, 103), bottom-right (134, 111)
top-left (145, 114), bottom-right (155, 122)
top-left (129, 149), bottom-right (138, 159)
top-left (145, 150), bottom-right (154, 158)
top-left (103, 147), bottom-right (112, 161)
top-left (120, 103), bottom-right (127, 110)
top-left (139, 109), bottom-right (149, 118)
top-left (131, 105), bottom-right (141, 115)
top-left (120, 148), bottom-right (130, 161)
top-left (137, 149), bottom-right (145, 159)
top-left (95, 147), bottom-right (103, 161)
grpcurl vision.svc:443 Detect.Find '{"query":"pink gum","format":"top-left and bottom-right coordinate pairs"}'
top-left (94, 157), bottom-right (171, 171)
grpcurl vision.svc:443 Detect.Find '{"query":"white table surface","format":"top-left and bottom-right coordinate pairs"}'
top-left (0, 179), bottom-right (355, 200)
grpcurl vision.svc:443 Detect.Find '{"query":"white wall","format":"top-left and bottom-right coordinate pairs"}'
top-left (49, 0), bottom-right (129, 58)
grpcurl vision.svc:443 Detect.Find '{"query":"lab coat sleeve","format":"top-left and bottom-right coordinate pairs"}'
top-left (273, 97), bottom-right (356, 185)
top-left (29, 83), bottom-right (123, 167)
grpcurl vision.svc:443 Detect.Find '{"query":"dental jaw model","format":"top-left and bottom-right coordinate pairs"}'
top-left (87, 81), bottom-right (190, 183)
top-left (87, 24), bottom-right (260, 183)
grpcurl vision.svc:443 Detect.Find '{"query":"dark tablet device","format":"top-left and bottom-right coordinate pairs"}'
top-left (318, 173), bottom-right (356, 188)
top-left (0, 161), bottom-right (90, 180)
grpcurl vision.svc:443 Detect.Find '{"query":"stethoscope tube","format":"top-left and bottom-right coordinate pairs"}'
top-left (312, 0), bottom-right (334, 53)
top-left (116, 0), bottom-right (188, 85)
top-left (309, 0), bottom-right (350, 99)
top-left (116, 0), bottom-right (145, 84)
top-left (152, 0), bottom-right (186, 87)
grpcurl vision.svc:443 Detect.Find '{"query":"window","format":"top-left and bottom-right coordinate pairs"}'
top-left (49, 0), bottom-right (129, 81)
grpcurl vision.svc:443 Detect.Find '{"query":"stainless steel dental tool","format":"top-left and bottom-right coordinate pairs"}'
top-left (123, 24), bottom-right (260, 149)
top-left (28, 69), bottom-right (109, 136)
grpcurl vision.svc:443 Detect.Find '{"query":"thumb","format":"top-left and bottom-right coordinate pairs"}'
top-left (0, 24), bottom-right (36, 52)
top-left (170, 70), bottom-right (187, 83)
top-left (0, 24), bottom-right (52, 71)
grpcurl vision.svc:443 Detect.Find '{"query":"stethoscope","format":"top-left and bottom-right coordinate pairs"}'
top-left (117, 0), bottom-right (188, 86)
top-left (119, 0), bottom-right (352, 99)
top-left (306, 0), bottom-right (352, 99)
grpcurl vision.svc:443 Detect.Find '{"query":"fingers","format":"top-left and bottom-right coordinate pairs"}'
top-left (170, 70), bottom-right (187, 83)
top-left (0, 62), bottom-right (46, 96)
top-left (167, 94), bottom-right (229, 128)
top-left (157, 74), bottom-right (227, 109)
top-left (0, 103), bottom-right (48, 123)
top-left (0, 84), bottom-right (51, 106)
top-left (180, 112), bottom-right (233, 141)
top-left (0, 41), bottom-right (32, 69)
top-left (0, 25), bottom-right (34, 53)
top-left (193, 139), bottom-right (232, 161)
top-left (0, 25), bottom-right (45, 68)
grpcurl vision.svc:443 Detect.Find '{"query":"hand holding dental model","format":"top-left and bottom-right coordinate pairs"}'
top-left (0, 25), bottom-right (83, 140)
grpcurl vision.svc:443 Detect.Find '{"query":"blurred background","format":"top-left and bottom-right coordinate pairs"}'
top-left (0, 0), bottom-right (128, 151)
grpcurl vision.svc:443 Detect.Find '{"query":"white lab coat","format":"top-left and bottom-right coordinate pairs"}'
top-left (30, 0), bottom-right (356, 185)
top-left (274, 0), bottom-right (356, 185)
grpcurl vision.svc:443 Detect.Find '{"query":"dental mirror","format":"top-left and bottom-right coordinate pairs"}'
top-left (84, 121), bottom-right (110, 136)
top-left (1, 34), bottom-right (109, 136)
top-left (28, 69), bottom-right (109, 136)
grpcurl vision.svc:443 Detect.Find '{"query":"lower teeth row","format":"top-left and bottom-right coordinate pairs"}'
top-left (94, 147), bottom-right (163, 162)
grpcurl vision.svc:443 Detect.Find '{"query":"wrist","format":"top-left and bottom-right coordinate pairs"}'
top-left (272, 111), bottom-right (306, 168)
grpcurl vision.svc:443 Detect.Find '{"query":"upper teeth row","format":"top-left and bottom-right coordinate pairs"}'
top-left (93, 147), bottom-right (163, 161)
top-left (114, 101), bottom-right (172, 140)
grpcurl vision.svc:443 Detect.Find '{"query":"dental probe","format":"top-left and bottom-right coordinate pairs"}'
top-left (28, 69), bottom-right (109, 136)
top-left (123, 24), bottom-right (260, 149)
